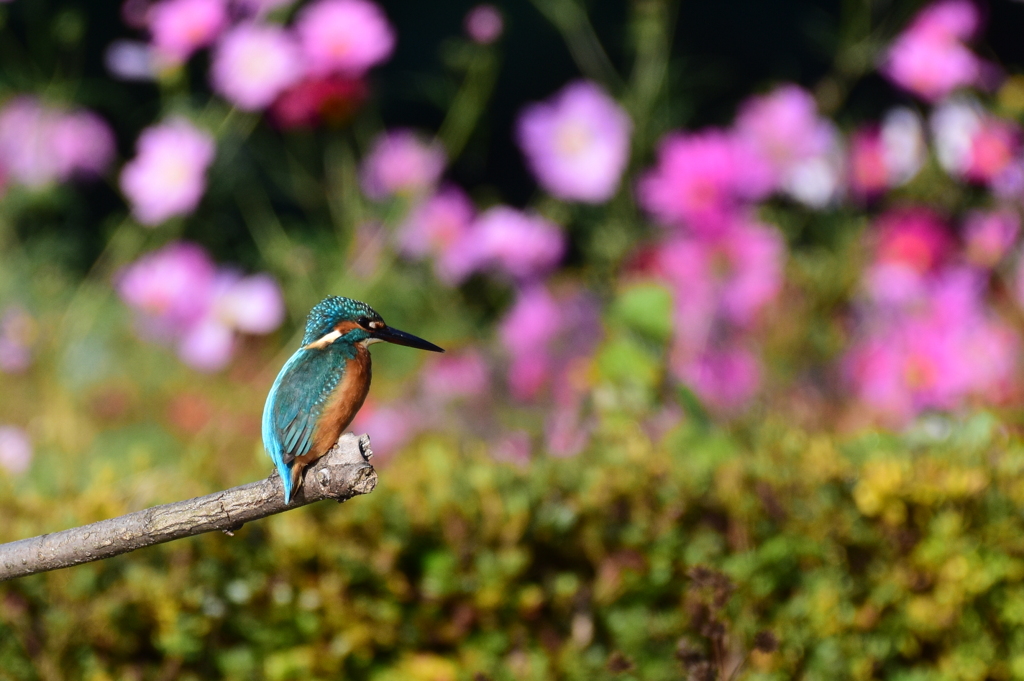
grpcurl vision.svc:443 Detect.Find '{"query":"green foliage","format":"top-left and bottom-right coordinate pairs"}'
top-left (4, 411), bottom-right (1024, 680)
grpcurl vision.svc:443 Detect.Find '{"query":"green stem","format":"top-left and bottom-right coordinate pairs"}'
top-left (528, 0), bottom-right (623, 91)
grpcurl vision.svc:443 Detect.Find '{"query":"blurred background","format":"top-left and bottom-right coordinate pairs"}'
top-left (4, 0), bottom-right (1024, 678)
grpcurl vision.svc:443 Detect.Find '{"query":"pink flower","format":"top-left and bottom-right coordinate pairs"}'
top-left (881, 0), bottom-right (985, 102)
top-left (734, 84), bottom-right (844, 207)
top-left (396, 186), bottom-right (476, 282)
top-left (447, 206), bottom-right (566, 282)
top-left (52, 110), bottom-right (117, 180)
top-left (0, 307), bottom-right (36, 374)
top-left (210, 23), bottom-right (304, 111)
top-left (849, 108), bottom-right (925, 197)
top-left (653, 217), bottom-right (785, 348)
top-left (0, 98), bottom-right (115, 187)
top-left (359, 130), bottom-right (446, 200)
top-left (148, 0), bottom-right (228, 64)
top-left (847, 269), bottom-right (1017, 425)
top-left (120, 118), bottom-right (215, 225)
top-left (349, 400), bottom-right (421, 461)
top-left (964, 209), bottom-right (1019, 268)
top-left (295, 0), bottom-right (395, 76)
top-left (0, 426), bottom-right (32, 475)
top-left (516, 80), bottom-right (632, 203)
top-left (117, 241), bottom-right (217, 330)
top-left (499, 285), bottom-right (562, 357)
top-left (105, 40), bottom-right (158, 81)
top-left (118, 242), bottom-right (285, 371)
top-left (673, 345), bottom-right (761, 413)
top-left (637, 129), bottom-right (771, 234)
top-left (421, 350), bottom-right (490, 402)
top-left (464, 4), bottom-right (503, 44)
top-left (216, 273), bottom-right (287, 334)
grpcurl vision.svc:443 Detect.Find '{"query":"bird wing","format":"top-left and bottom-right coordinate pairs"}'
top-left (262, 348), bottom-right (344, 494)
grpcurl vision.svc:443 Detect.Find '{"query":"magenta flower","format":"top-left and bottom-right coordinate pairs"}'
top-left (637, 129), bottom-right (772, 234)
top-left (516, 80), bottom-right (632, 203)
top-left (464, 4), bottom-right (503, 44)
top-left (733, 84), bottom-right (844, 207)
top-left (849, 108), bottom-right (925, 197)
top-left (350, 400), bottom-right (421, 460)
top-left (421, 350), bottom-right (490, 402)
top-left (216, 273), bottom-right (287, 334)
top-left (499, 285), bottom-right (560, 401)
top-left (847, 269), bottom-right (1017, 425)
top-left (148, 0), bottom-right (228, 64)
top-left (360, 130), bottom-right (446, 201)
top-left (120, 118), bottom-right (215, 225)
top-left (178, 316), bottom-right (236, 371)
top-left (0, 426), bottom-right (32, 475)
top-left (210, 23), bottom-right (304, 111)
top-left (881, 0), bottom-right (985, 102)
top-left (964, 209), bottom-right (1019, 268)
top-left (672, 345), bottom-right (761, 413)
top-left (654, 217), bottom-right (785, 351)
top-left (396, 186), bottom-right (475, 282)
top-left (448, 206), bottom-right (566, 282)
top-left (295, 0), bottom-right (395, 76)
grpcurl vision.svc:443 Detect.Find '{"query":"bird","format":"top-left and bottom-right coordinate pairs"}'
top-left (262, 295), bottom-right (444, 503)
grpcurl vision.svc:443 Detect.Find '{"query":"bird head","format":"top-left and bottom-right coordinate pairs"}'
top-left (301, 296), bottom-right (444, 353)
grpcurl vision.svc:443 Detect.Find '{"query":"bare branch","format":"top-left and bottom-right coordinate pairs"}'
top-left (0, 433), bottom-right (377, 582)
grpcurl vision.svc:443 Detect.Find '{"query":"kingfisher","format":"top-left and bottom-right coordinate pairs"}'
top-left (262, 296), bottom-right (444, 503)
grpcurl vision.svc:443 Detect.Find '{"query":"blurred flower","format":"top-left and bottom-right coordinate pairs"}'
top-left (120, 118), bottom-right (215, 225)
top-left (863, 208), bottom-right (954, 306)
top-left (964, 208), bottom-right (1019, 268)
top-left (148, 0), bottom-right (228, 64)
top-left (849, 108), bottom-right (926, 197)
top-left (516, 80), bottom-right (632, 203)
top-left (117, 241), bottom-right (218, 331)
top-left (734, 84), bottom-right (844, 207)
top-left (270, 75), bottom-right (367, 129)
top-left (447, 206), bottom-right (566, 283)
top-left (210, 23), bottom-right (304, 111)
top-left (464, 4), bottom-right (503, 44)
top-left (0, 98), bottom-right (115, 188)
top-left (933, 98), bottom-right (1021, 185)
top-left (499, 285), bottom-right (560, 401)
top-left (53, 111), bottom-right (117, 180)
top-left (295, 0), bottom-right (395, 77)
top-left (546, 402), bottom-right (591, 457)
top-left (215, 272), bottom-right (286, 334)
top-left (118, 242), bottom-right (285, 371)
top-left (350, 400), bottom-right (421, 460)
top-left (421, 349), bottom-right (490, 402)
top-left (395, 186), bottom-right (474, 281)
top-left (233, 0), bottom-right (294, 18)
top-left (653, 217), bottom-right (785, 350)
top-left (0, 306), bottom-right (37, 374)
top-left (848, 269), bottom-right (1016, 425)
top-left (881, 0), bottom-right (986, 102)
top-left (104, 39), bottom-right (157, 81)
top-left (637, 129), bottom-right (771, 234)
top-left (0, 426), bottom-right (31, 475)
top-left (673, 345), bottom-right (761, 413)
top-left (360, 130), bottom-right (446, 201)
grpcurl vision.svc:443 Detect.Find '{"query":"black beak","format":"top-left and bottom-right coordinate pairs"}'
top-left (373, 325), bottom-right (445, 353)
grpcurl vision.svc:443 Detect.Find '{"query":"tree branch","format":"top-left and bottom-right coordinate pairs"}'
top-left (0, 433), bottom-right (377, 582)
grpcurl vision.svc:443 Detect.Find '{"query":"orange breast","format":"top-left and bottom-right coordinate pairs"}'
top-left (311, 345), bottom-right (372, 458)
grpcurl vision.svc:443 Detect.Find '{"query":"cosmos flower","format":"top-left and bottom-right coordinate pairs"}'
top-left (120, 118), bottom-right (215, 225)
top-left (0, 98), bottom-right (115, 188)
top-left (270, 75), bottom-right (367, 129)
top-left (420, 350), bottom-right (491, 402)
top-left (516, 80), bottom-right (632, 203)
top-left (464, 4), bottom-right (503, 44)
top-left (963, 208), bottom-right (1019, 268)
top-left (210, 23), bottom-right (304, 111)
top-left (359, 130), bottom-right (446, 201)
top-left (447, 206), bottom-right (566, 283)
top-left (733, 84), bottom-right (844, 207)
top-left (0, 426), bottom-right (32, 475)
top-left (637, 129), bottom-right (772, 234)
top-left (395, 186), bottom-right (475, 282)
top-left (848, 108), bottom-right (926, 197)
top-left (672, 345), bottom-right (762, 413)
top-left (148, 0), bottom-right (228, 64)
top-left (295, 0), bottom-right (395, 76)
top-left (880, 0), bottom-right (986, 102)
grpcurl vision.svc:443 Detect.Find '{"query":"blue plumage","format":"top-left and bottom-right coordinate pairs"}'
top-left (262, 296), bottom-right (443, 503)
